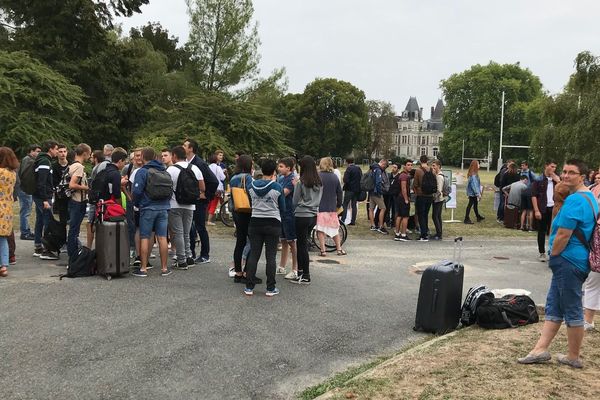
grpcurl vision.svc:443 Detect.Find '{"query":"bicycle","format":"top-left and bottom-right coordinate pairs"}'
top-left (311, 218), bottom-right (348, 253)
top-left (217, 192), bottom-right (234, 227)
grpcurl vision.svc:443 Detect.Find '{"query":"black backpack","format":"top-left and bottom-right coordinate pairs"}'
top-left (460, 285), bottom-right (495, 326)
top-left (174, 164), bottom-right (200, 205)
top-left (88, 168), bottom-right (108, 205)
top-left (60, 247), bottom-right (97, 279)
top-left (42, 215), bottom-right (67, 253)
top-left (360, 171), bottom-right (375, 192)
top-left (421, 168), bottom-right (438, 195)
top-left (145, 167), bottom-right (173, 201)
top-left (476, 295), bottom-right (539, 329)
top-left (19, 156), bottom-right (36, 195)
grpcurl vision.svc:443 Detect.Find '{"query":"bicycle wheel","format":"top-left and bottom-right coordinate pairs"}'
top-left (219, 202), bottom-right (234, 227)
top-left (311, 225), bottom-right (345, 253)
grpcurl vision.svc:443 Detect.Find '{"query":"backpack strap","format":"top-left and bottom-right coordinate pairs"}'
top-left (573, 193), bottom-right (598, 251)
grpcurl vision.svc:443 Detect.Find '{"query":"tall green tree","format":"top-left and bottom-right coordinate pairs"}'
top-left (365, 100), bottom-right (396, 158)
top-left (440, 62), bottom-right (544, 166)
top-left (0, 51), bottom-right (84, 153)
top-left (185, 0), bottom-right (260, 91)
top-left (283, 78), bottom-right (369, 157)
top-left (130, 22), bottom-right (189, 72)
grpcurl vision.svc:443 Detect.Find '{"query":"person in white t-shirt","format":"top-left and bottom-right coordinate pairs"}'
top-left (207, 153), bottom-right (226, 225)
top-left (167, 146), bottom-right (204, 269)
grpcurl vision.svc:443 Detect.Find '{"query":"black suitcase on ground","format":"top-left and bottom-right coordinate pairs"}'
top-left (414, 237), bottom-right (464, 334)
top-left (95, 220), bottom-right (129, 280)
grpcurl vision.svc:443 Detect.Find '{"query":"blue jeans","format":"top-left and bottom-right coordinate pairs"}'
top-left (67, 200), bottom-right (87, 257)
top-left (545, 255), bottom-right (589, 327)
top-left (190, 201), bottom-right (209, 259)
top-left (139, 209), bottom-right (169, 239)
top-left (33, 196), bottom-right (52, 247)
top-left (18, 189), bottom-right (32, 235)
top-left (0, 236), bottom-right (8, 266)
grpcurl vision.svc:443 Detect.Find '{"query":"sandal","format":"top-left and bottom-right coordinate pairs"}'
top-left (319, 251), bottom-right (327, 257)
top-left (337, 249), bottom-right (347, 256)
top-left (0, 266), bottom-right (7, 277)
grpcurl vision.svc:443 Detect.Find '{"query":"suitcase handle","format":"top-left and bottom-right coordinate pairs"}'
top-left (453, 237), bottom-right (463, 265)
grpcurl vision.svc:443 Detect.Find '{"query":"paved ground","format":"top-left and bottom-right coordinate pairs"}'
top-left (1, 233), bottom-right (551, 399)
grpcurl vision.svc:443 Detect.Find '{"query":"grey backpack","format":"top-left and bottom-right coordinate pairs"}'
top-left (145, 167), bottom-right (173, 201)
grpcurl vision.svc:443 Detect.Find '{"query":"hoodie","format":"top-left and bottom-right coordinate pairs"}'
top-left (132, 160), bottom-right (171, 210)
top-left (293, 182), bottom-right (323, 217)
top-left (33, 153), bottom-right (54, 201)
top-left (249, 179), bottom-right (285, 221)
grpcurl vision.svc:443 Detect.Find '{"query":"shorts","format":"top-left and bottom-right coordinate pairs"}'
top-left (520, 194), bottom-right (533, 210)
top-left (280, 215), bottom-right (297, 241)
top-left (370, 194), bottom-right (386, 211)
top-left (395, 196), bottom-right (410, 218)
top-left (139, 209), bottom-right (168, 239)
top-left (545, 255), bottom-right (589, 327)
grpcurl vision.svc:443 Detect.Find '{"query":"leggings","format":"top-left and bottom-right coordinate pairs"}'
top-left (464, 196), bottom-right (482, 221)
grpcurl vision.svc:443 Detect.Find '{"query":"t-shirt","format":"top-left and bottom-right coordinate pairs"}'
top-left (504, 181), bottom-right (527, 209)
top-left (278, 173), bottom-right (295, 216)
top-left (549, 191), bottom-right (599, 272)
top-left (209, 163), bottom-right (226, 191)
top-left (398, 172), bottom-right (410, 201)
top-left (166, 161), bottom-right (203, 210)
top-left (68, 162), bottom-right (87, 203)
top-left (546, 177), bottom-right (555, 207)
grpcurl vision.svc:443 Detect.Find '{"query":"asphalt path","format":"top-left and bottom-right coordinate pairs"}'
top-left (1, 233), bottom-right (551, 399)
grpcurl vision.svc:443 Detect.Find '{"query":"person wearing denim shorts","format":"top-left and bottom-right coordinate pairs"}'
top-left (131, 148), bottom-right (172, 277)
top-left (519, 159), bottom-right (599, 369)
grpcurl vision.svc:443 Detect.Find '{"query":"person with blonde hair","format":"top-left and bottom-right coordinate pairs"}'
top-left (315, 157), bottom-right (344, 256)
top-left (464, 160), bottom-right (484, 224)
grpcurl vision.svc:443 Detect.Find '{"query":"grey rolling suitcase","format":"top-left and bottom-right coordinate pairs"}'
top-left (95, 220), bottom-right (130, 280)
top-left (414, 237), bottom-right (465, 334)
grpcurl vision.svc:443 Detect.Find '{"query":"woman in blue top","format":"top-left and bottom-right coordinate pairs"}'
top-left (464, 160), bottom-right (484, 224)
top-left (229, 155), bottom-right (254, 282)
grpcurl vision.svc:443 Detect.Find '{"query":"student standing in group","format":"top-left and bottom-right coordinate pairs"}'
top-left (243, 159), bottom-right (284, 296)
top-left (394, 160), bottom-right (413, 241)
top-left (52, 144), bottom-right (70, 225)
top-left (341, 157), bottom-right (362, 226)
top-left (33, 140), bottom-right (59, 259)
top-left (413, 155), bottom-right (435, 241)
top-left (66, 144), bottom-right (91, 258)
top-left (0, 147), bottom-right (19, 277)
top-left (207, 153), bottom-right (227, 226)
top-left (292, 156), bottom-right (323, 285)
top-left (519, 159), bottom-right (598, 369)
top-left (385, 164), bottom-right (400, 229)
top-left (131, 147), bottom-right (172, 277)
top-left (276, 157), bottom-right (298, 277)
top-left (532, 160), bottom-right (561, 262)
top-left (16, 144), bottom-right (41, 240)
top-left (464, 160), bottom-right (485, 224)
top-left (161, 148), bottom-right (173, 167)
top-left (315, 157), bottom-right (345, 256)
top-left (167, 146), bottom-right (204, 270)
top-left (368, 159), bottom-right (389, 234)
top-left (103, 144), bottom-right (114, 159)
top-left (431, 160), bottom-right (445, 240)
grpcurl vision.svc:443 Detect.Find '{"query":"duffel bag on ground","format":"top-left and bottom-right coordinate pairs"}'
top-left (476, 294), bottom-right (539, 329)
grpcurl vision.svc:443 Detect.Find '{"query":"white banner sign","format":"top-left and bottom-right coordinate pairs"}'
top-left (446, 184), bottom-right (457, 209)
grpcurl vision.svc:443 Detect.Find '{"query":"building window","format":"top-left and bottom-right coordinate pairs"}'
top-left (421, 147), bottom-right (427, 156)
top-left (433, 147), bottom-right (439, 158)
top-left (403, 126), bottom-right (407, 131)
top-left (401, 135), bottom-right (407, 144)
top-left (420, 136), bottom-right (427, 145)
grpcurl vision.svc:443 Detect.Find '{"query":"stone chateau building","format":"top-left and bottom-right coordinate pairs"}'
top-left (391, 97), bottom-right (444, 159)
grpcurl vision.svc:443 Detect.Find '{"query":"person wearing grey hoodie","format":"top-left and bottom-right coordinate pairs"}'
top-left (292, 156), bottom-right (323, 285)
top-left (244, 159), bottom-right (286, 297)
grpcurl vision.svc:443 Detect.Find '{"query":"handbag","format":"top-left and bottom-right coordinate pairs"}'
top-left (231, 174), bottom-right (251, 213)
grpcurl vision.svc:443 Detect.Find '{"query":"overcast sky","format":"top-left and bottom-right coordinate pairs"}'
top-left (118, 0), bottom-right (600, 116)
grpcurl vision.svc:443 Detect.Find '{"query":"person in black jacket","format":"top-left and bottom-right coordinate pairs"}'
top-left (341, 157), bottom-right (362, 225)
top-left (33, 140), bottom-right (59, 259)
top-left (183, 138), bottom-right (218, 264)
top-left (51, 144), bottom-right (70, 225)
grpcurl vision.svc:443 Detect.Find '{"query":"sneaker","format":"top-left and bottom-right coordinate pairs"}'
top-left (174, 262), bottom-right (189, 270)
top-left (234, 274), bottom-right (247, 283)
top-left (538, 253), bottom-right (548, 262)
top-left (394, 234), bottom-right (402, 241)
top-left (430, 236), bottom-right (442, 241)
top-left (145, 262), bottom-right (154, 270)
top-left (476, 216), bottom-right (485, 222)
top-left (132, 256), bottom-right (141, 266)
top-left (207, 221), bottom-right (216, 226)
top-left (276, 266), bottom-right (286, 275)
top-left (161, 268), bottom-right (173, 277)
top-left (150, 253), bottom-right (156, 259)
top-left (195, 256), bottom-right (211, 264)
top-left (584, 322), bottom-right (595, 331)
top-left (186, 257), bottom-right (196, 266)
top-left (406, 229), bottom-right (413, 234)
top-left (33, 247), bottom-right (43, 257)
top-left (20, 233), bottom-right (35, 241)
top-left (9, 256), bottom-right (16, 265)
top-left (60, 244), bottom-right (67, 253)
top-left (370, 226), bottom-right (378, 231)
top-left (132, 268), bottom-right (148, 277)
top-left (290, 275), bottom-right (311, 284)
top-left (284, 270), bottom-right (298, 280)
top-left (418, 237), bottom-right (429, 242)
top-left (398, 234), bottom-right (411, 242)
top-left (228, 267), bottom-right (236, 278)
top-left (40, 250), bottom-right (59, 260)
top-left (243, 287), bottom-right (254, 296)
top-left (377, 227), bottom-right (389, 235)
top-left (464, 220), bottom-right (474, 225)
top-left (265, 288), bottom-right (280, 297)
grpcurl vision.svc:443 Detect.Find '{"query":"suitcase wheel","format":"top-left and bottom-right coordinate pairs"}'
top-left (105, 274), bottom-right (112, 281)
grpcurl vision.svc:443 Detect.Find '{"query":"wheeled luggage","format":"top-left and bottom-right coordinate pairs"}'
top-left (95, 220), bottom-right (129, 280)
top-left (414, 237), bottom-right (464, 334)
top-left (503, 206), bottom-right (520, 229)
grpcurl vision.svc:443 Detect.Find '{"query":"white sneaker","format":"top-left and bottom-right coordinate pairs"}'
top-left (284, 270), bottom-right (298, 280)
top-left (584, 322), bottom-right (595, 332)
top-left (228, 267), bottom-right (236, 278)
top-left (150, 253), bottom-right (156, 259)
top-left (276, 267), bottom-right (286, 275)
top-left (538, 253), bottom-right (548, 262)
